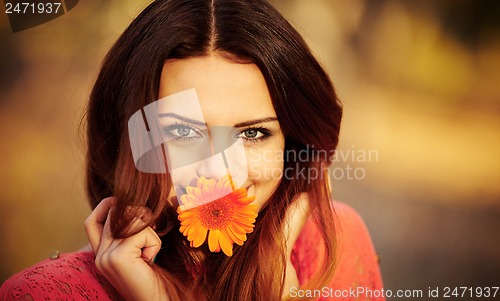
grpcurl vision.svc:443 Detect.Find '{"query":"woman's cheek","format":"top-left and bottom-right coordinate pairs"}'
top-left (246, 147), bottom-right (284, 183)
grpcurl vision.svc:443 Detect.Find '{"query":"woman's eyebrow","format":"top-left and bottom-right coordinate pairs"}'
top-left (158, 112), bottom-right (206, 126)
top-left (234, 117), bottom-right (278, 128)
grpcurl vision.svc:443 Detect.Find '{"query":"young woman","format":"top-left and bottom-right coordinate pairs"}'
top-left (1, 0), bottom-right (384, 300)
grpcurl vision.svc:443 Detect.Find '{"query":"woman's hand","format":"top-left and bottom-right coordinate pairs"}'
top-left (84, 197), bottom-right (168, 301)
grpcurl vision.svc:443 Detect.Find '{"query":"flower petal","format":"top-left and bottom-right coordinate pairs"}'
top-left (236, 196), bottom-right (256, 205)
top-left (232, 188), bottom-right (247, 196)
top-left (192, 226), bottom-right (208, 248)
top-left (208, 229), bottom-right (221, 252)
top-left (178, 209), bottom-right (197, 220)
top-left (234, 208), bottom-right (256, 215)
top-left (197, 176), bottom-right (207, 188)
top-left (193, 187), bottom-right (203, 199)
top-left (234, 212), bottom-right (257, 224)
top-left (223, 179), bottom-right (233, 192)
top-left (215, 177), bottom-right (227, 195)
top-left (219, 228), bottom-right (234, 256)
top-left (232, 220), bottom-right (255, 233)
top-left (186, 186), bottom-right (195, 196)
top-left (179, 223), bottom-right (190, 235)
top-left (187, 221), bottom-right (203, 240)
top-left (227, 225), bottom-right (246, 245)
top-left (178, 175), bottom-right (258, 256)
top-left (186, 194), bottom-right (198, 205)
top-left (205, 178), bottom-right (217, 193)
top-left (179, 195), bottom-right (189, 206)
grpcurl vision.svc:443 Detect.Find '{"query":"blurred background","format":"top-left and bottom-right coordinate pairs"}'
top-left (1, 0), bottom-right (499, 296)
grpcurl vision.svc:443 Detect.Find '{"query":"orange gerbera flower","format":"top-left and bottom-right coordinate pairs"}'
top-left (177, 175), bottom-right (258, 256)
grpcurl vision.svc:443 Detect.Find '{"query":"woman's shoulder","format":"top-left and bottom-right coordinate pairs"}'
top-left (330, 202), bottom-right (385, 298)
top-left (331, 202), bottom-right (382, 271)
top-left (294, 201), bottom-right (376, 250)
top-left (303, 201), bottom-right (379, 254)
top-left (0, 251), bottom-right (121, 301)
top-left (333, 201), bottom-right (377, 247)
top-left (292, 201), bottom-right (384, 299)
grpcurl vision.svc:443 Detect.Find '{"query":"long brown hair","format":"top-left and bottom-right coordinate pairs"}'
top-left (85, 0), bottom-right (342, 300)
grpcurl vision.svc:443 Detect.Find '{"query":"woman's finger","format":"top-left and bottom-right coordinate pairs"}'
top-left (117, 225), bottom-right (162, 264)
top-left (84, 197), bottom-right (116, 253)
top-left (139, 227), bottom-right (162, 263)
top-left (121, 216), bottom-right (161, 261)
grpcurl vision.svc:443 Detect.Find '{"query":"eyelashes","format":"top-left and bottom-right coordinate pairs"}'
top-left (236, 126), bottom-right (272, 143)
top-left (163, 122), bottom-right (203, 141)
top-left (162, 122), bottom-right (272, 143)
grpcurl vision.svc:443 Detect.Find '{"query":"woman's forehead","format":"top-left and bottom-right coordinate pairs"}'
top-left (157, 55), bottom-right (276, 125)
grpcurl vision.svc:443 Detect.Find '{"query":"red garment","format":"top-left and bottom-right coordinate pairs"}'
top-left (1, 202), bottom-right (384, 300)
top-left (290, 202), bottom-right (385, 300)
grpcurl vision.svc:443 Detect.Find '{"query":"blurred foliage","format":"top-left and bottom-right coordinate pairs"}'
top-left (270, 0), bottom-right (500, 202)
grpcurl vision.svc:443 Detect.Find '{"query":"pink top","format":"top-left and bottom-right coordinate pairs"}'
top-left (1, 202), bottom-right (384, 300)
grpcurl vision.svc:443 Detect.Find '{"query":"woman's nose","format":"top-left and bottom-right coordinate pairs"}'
top-left (195, 126), bottom-right (243, 180)
top-left (195, 153), bottom-right (230, 181)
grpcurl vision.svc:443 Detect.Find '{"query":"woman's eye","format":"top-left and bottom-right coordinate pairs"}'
top-left (175, 126), bottom-right (192, 137)
top-left (242, 129), bottom-right (261, 139)
top-left (166, 125), bottom-right (202, 140)
top-left (237, 128), bottom-right (270, 142)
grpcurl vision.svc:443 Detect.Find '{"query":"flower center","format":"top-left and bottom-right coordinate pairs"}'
top-left (198, 197), bottom-right (235, 230)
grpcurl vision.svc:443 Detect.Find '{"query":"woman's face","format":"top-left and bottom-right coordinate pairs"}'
top-left (158, 54), bottom-right (285, 210)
